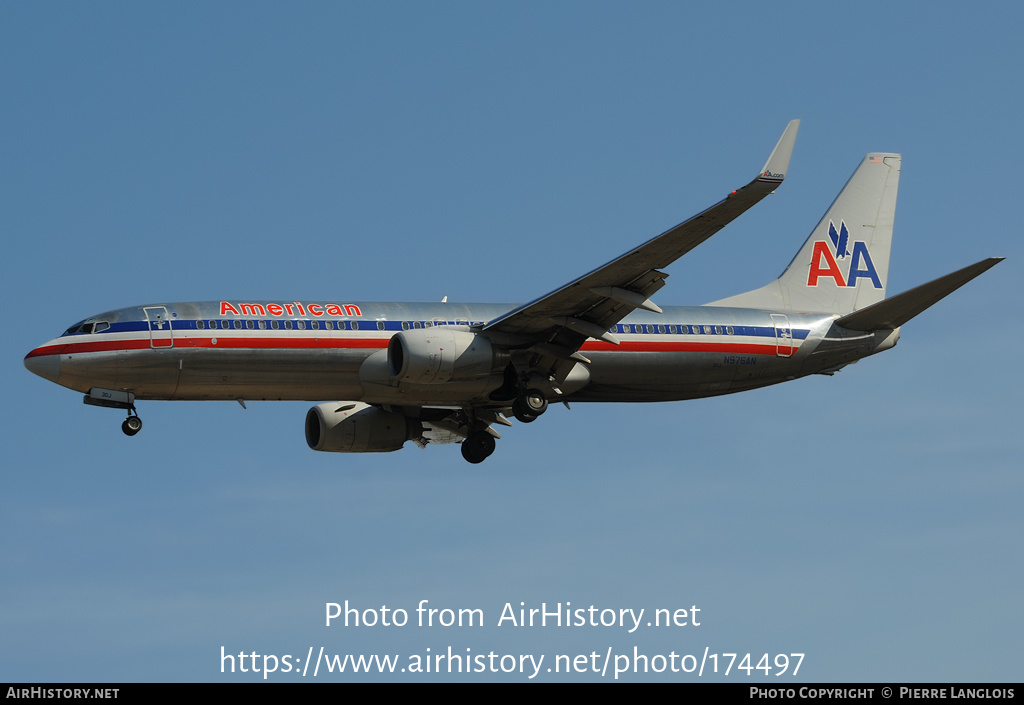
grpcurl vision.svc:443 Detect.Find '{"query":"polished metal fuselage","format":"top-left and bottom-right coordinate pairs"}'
top-left (26, 300), bottom-right (897, 406)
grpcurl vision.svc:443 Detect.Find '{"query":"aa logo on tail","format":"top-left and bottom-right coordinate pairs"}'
top-left (807, 220), bottom-right (882, 288)
top-left (828, 220), bottom-right (851, 259)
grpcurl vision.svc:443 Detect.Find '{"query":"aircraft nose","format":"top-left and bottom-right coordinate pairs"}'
top-left (24, 349), bottom-right (61, 383)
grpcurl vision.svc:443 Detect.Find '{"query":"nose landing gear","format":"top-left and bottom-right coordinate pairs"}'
top-left (83, 388), bottom-right (143, 437)
top-left (121, 413), bottom-right (143, 437)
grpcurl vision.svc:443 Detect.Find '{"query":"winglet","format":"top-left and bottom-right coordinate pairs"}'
top-left (757, 119), bottom-right (800, 184)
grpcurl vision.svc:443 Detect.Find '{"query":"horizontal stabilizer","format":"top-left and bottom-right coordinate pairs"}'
top-left (836, 257), bottom-right (1003, 331)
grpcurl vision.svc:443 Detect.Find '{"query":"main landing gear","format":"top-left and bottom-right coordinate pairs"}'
top-left (511, 388), bottom-right (548, 424)
top-left (461, 431), bottom-right (496, 464)
top-left (460, 388), bottom-right (550, 464)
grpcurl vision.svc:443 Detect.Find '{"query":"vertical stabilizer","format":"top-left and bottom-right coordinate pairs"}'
top-left (710, 153), bottom-right (900, 314)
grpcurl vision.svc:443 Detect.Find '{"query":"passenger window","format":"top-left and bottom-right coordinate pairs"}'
top-left (297, 321), bottom-right (305, 330)
top-left (311, 320), bottom-right (319, 330)
top-left (414, 321), bottom-right (422, 329)
top-left (246, 320), bottom-right (254, 329)
top-left (259, 320), bottom-right (267, 329)
top-left (714, 325), bottom-right (722, 335)
top-left (285, 321), bottom-right (293, 330)
top-left (377, 321), bottom-right (385, 331)
top-left (402, 321), bottom-right (410, 330)
top-left (727, 326), bottom-right (734, 335)
top-left (352, 321), bottom-right (359, 331)
top-left (271, 320), bottom-right (279, 330)
top-left (234, 320), bottom-right (242, 330)
top-left (197, 320), bottom-right (205, 330)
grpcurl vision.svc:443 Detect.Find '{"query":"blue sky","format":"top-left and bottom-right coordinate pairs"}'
top-left (2, 2), bottom-right (1021, 682)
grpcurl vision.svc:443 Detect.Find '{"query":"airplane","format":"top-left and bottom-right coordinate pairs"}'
top-left (24, 121), bottom-right (1003, 464)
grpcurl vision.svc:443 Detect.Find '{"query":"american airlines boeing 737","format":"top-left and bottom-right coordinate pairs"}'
top-left (24, 121), bottom-right (1002, 463)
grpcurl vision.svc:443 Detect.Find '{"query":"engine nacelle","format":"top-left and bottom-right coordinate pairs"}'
top-left (387, 328), bottom-right (508, 384)
top-left (305, 402), bottom-right (422, 453)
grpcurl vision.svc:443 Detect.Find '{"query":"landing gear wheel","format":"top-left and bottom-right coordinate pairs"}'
top-left (514, 409), bottom-right (538, 423)
top-left (512, 389), bottom-right (547, 423)
top-left (461, 431), bottom-right (496, 464)
top-left (122, 415), bottom-right (143, 436)
top-left (523, 389), bottom-right (548, 415)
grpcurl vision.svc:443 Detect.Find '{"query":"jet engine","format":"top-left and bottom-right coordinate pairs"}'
top-left (387, 328), bottom-right (508, 384)
top-left (305, 402), bottom-right (422, 453)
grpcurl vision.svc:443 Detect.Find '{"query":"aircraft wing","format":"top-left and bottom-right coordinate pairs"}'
top-left (483, 120), bottom-right (800, 358)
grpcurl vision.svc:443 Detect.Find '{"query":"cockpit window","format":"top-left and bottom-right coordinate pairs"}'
top-left (63, 320), bottom-right (94, 336)
top-left (62, 319), bottom-right (111, 336)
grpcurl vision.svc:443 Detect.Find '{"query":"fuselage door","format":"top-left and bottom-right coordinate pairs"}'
top-left (770, 313), bottom-right (793, 358)
top-left (144, 306), bottom-right (174, 348)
